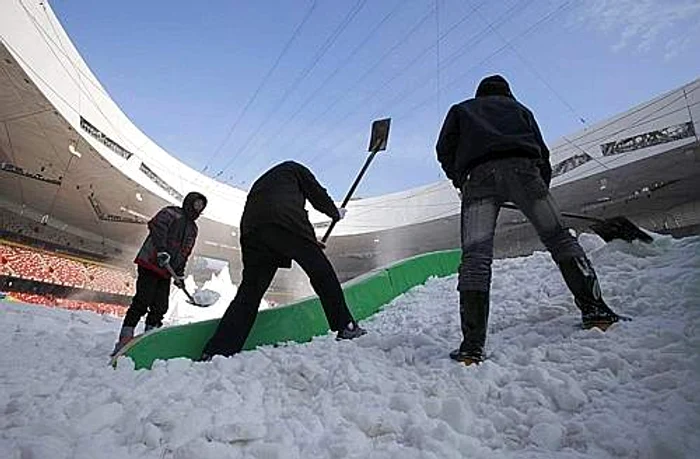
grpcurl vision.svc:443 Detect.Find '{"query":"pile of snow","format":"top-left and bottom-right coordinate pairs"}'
top-left (1, 233), bottom-right (699, 458)
top-left (164, 265), bottom-right (270, 326)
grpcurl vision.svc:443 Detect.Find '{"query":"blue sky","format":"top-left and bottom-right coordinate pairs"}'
top-left (51, 0), bottom-right (700, 198)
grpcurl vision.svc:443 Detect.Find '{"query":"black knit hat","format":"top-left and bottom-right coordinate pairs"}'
top-left (475, 75), bottom-right (513, 98)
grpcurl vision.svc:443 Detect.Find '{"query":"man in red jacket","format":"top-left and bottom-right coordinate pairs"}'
top-left (111, 192), bottom-right (207, 355)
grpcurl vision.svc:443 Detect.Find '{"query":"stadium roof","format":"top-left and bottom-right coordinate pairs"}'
top-left (1, 1), bottom-right (699, 273)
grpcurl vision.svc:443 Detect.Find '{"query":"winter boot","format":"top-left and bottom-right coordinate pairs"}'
top-left (336, 321), bottom-right (367, 340)
top-left (110, 326), bottom-right (135, 357)
top-left (557, 256), bottom-right (622, 331)
top-left (450, 290), bottom-right (489, 365)
top-left (144, 323), bottom-right (161, 333)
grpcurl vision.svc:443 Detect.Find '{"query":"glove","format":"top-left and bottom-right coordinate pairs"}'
top-left (173, 276), bottom-right (185, 289)
top-left (337, 207), bottom-right (347, 220)
top-left (156, 251), bottom-right (171, 268)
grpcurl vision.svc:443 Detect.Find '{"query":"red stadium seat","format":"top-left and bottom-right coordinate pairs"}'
top-left (1, 243), bottom-right (135, 295)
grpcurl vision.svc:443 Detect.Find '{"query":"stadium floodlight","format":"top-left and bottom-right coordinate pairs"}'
top-left (119, 206), bottom-right (148, 220)
top-left (68, 143), bottom-right (81, 158)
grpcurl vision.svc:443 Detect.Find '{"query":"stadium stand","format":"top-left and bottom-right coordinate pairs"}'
top-left (0, 207), bottom-right (128, 262)
top-left (0, 238), bottom-right (135, 316)
top-left (0, 243), bottom-right (134, 295)
top-left (6, 292), bottom-right (127, 317)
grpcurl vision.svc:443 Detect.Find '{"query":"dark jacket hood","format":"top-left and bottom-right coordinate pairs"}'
top-left (182, 192), bottom-right (207, 220)
top-left (475, 75), bottom-right (514, 99)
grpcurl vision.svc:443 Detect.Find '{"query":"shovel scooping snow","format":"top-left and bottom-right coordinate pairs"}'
top-left (187, 288), bottom-right (220, 307)
top-left (164, 262), bottom-right (220, 307)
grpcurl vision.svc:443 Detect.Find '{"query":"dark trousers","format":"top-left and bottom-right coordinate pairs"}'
top-left (459, 157), bottom-right (586, 292)
top-left (122, 266), bottom-right (170, 329)
top-left (204, 225), bottom-right (355, 357)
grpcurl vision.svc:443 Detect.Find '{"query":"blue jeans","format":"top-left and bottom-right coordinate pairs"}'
top-left (459, 157), bottom-right (586, 292)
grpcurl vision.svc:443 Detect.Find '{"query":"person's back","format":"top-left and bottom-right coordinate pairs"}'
top-left (455, 97), bottom-right (543, 160)
top-left (437, 75), bottom-right (550, 189)
top-left (247, 161), bottom-right (307, 207)
top-left (240, 161), bottom-right (339, 242)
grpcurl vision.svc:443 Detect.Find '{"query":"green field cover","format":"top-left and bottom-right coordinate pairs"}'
top-left (118, 249), bottom-right (461, 370)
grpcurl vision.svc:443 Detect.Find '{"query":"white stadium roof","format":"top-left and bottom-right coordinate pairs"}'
top-left (1, 1), bottom-right (699, 289)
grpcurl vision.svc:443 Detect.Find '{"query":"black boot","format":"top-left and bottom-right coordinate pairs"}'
top-left (450, 290), bottom-right (489, 364)
top-left (557, 256), bottom-right (621, 330)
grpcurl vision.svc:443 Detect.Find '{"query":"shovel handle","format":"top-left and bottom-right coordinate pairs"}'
top-left (500, 202), bottom-right (651, 243)
top-left (321, 150), bottom-right (379, 243)
top-left (163, 262), bottom-right (197, 303)
top-left (501, 202), bottom-right (604, 223)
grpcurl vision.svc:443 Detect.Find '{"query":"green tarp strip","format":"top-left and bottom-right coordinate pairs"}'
top-left (121, 249), bottom-right (461, 370)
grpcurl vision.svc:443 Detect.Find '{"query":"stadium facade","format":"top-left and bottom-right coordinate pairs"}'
top-left (1, 1), bottom-right (699, 301)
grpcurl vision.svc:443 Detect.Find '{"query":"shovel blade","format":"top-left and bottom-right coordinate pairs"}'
top-left (187, 289), bottom-right (221, 307)
top-left (590, 217), bottom-right (653, 244)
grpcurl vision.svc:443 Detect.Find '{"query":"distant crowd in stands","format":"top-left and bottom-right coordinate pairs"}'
top-left (0, 243), bottom-right (135, 296)
top-left (6, 292), bottom-right (127, 317)
top-left (0, 209), bottom-right (154, 317)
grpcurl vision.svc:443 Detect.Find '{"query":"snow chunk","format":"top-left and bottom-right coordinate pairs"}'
top-left (529, 422), bottom-right (565, 450)
top-left (74, 402), bottom-right (124, 435)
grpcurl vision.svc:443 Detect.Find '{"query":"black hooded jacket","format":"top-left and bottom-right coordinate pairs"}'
top-left (240, 161), bottom-right (340, 244)
top-left (135, 192), bottom-right (207, 278)
top-left (436, 90), bottom-right (552, 189)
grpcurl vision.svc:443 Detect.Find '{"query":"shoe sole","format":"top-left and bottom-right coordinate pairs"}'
top-left (456, 357), bottom-right (482, 366)
top-left (335, 330), bottom-right (367, 341)
top-left (449, 354), bottom-right (483, 366)
top-left (582, 314), bottom-right (631, 331)
top-left (583, 321), bottom-right (616, 331)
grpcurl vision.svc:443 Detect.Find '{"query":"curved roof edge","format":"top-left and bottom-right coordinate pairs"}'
top-left (2, 1), bottom-right (698, 237)
top-left (1, 0), bottom-right (247, 226)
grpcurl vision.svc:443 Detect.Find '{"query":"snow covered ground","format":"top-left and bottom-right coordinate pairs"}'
top-left (1, 232), bottom-right (699, 458)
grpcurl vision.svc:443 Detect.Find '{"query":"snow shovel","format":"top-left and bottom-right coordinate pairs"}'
top-left (501, 202), bottom-right (653, 244)
top-left (163, 262), bottom-right (220, 307)
top-left (322, 118), bottom-right (391, 243)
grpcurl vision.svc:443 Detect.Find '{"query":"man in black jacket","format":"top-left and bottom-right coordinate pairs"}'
top-left (437, 75), bottom-right (621, 365)
top-left (111, 191), bottom-right (207, 356)
top-left (202, 161), bottom-right (365, 359)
